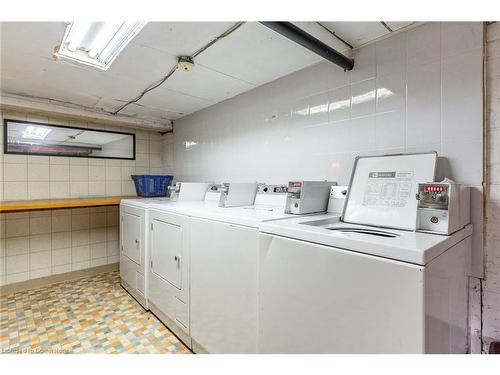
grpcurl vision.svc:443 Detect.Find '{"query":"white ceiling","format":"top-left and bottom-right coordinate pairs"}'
top-left (318, 22), bottom-right (413, 47)
top-left (0, 21), bottom-right (414, 126)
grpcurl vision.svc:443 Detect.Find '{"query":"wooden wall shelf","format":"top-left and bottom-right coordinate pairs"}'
top-left (0, 196), bottom-right (138, 213)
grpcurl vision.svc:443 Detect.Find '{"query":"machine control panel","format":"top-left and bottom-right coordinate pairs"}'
top-left (328, 186), bottom-right (348, 214)
top-left (218, 182), bottom-right (258, 208)
top-left (257, 184), bottom-right (288, 195)
top-left (169, 182), bottom-right (215, 202)
top-left (167, 182), bottom-right (182, 200)
top-left (415, 181), bottom-right (470, 235)
top-left (285, 181), bottom-right (336, 214)
top-left (416, 184), bottom-right (450, 210)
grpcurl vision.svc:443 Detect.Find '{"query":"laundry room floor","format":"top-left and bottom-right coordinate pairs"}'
top-left (0, 271), bottom-right (191, 354)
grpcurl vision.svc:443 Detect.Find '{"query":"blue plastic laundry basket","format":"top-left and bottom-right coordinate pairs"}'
top-left (131, 175), bottom-right (173, 197)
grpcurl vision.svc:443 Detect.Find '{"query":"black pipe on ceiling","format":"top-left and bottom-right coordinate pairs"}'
top-left (260, 21), bottom-right (354, 71)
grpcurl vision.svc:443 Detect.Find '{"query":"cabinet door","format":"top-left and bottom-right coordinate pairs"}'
top-left (121, 211), bottom-right (142, 265)
top-left (151, 219), bottom-right (183, 289)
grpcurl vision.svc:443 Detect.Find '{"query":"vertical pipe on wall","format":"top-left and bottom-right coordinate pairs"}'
top-left (480, 20), bottom-right (488, 353)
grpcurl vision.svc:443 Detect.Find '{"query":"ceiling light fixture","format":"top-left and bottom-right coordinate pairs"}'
top-left (56, 21), bottom-right (147, 71)
top-left (177, 56), bottom-right (194, 71)
top-left (22, 126), bottom-right (52, 140)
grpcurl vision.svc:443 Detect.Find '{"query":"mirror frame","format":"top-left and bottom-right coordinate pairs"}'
top-left (3, 118), bottom-right (136, 160)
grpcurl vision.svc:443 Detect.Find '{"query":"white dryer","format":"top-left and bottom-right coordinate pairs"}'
top-left (120, 183), bottom-right (213, 310)
top-left (146, 191), bottom-right (221, 349)
top-left (120, 197), bottom-right (169, 309)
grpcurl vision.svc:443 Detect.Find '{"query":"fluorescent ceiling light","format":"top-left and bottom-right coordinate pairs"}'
top-left (56, 21), bottom-right (146, 70)
top-left (22, 126), bottom-right (52, 140)
top-left (185, 141), bottom-right (198, 149)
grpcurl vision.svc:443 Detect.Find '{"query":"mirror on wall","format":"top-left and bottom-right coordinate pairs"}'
top-left (3, 119), bottom-right (135, 160)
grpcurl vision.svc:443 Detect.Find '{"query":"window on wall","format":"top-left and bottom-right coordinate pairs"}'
top-left (4, 119), bottom-right (135, 160)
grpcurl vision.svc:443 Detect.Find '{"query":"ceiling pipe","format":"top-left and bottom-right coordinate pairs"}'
top-left (0, 94), bottom-right (172, 131)
top-left (260, 21), bottom-right (354, 71)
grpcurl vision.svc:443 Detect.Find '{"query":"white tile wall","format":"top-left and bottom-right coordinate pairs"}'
top-left (171, 22), bottom-right (483, 188)
top-left (0, 206), bottom-right (120, 286)
top-left (0, 111), bottom-right (167, 201)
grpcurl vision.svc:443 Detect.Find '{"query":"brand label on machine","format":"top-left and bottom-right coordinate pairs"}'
top-left (363, 171), bottom-right (414, 208)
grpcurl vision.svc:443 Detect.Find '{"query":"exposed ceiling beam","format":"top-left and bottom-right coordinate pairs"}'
top-left (260, 21), bottom-right (354, 71)
top-left (0, 93), bottom-right (172, 131)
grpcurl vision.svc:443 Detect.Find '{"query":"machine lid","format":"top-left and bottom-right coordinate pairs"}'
top-left (185, 204), bottom-right (292, 228)
top-left (342, 152), bottom-right (437, 231)
top-left (259, 213), bottom-right (472, 265)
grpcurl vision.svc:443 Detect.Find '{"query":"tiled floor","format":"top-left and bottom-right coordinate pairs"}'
top-left (0, 271), bottom-right (191, 354)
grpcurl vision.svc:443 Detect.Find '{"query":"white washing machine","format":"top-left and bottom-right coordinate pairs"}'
top-left (258, 215), bottom-right (472, 353)
top-left (184, 185), bottom-right (312, 354)
top-left (257, 153), bottom-right (472, 353)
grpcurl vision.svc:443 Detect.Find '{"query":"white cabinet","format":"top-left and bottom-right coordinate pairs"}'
top-left (190, 217), bottom-right (259, 354)
top-left (120, 204), bottom-right (147, 309)
top-left (148, 209), bottom-right (191, 347)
